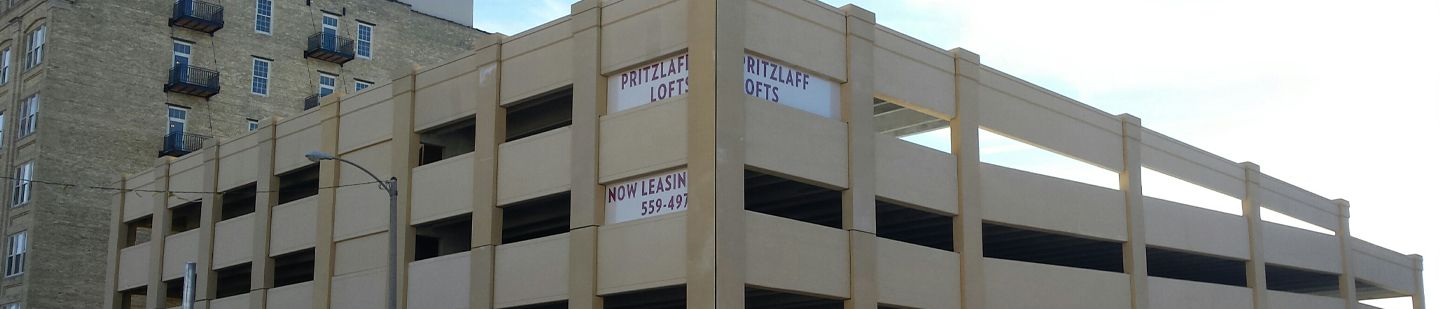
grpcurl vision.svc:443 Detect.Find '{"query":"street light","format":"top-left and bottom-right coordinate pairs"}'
top-left (306, 150), bottom-right (399, 309)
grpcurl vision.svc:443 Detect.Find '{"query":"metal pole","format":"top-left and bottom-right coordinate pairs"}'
top-left (183, 262), bottom-right (196, 309)
top-left (387, 177), bottom-right (398, 309)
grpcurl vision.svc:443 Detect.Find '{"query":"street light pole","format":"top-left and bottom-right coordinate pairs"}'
top-left (306, 150), bottom-right (398, 309)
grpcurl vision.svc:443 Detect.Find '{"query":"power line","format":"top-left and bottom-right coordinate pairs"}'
top-left (0, 175), bottom-right (383, 196)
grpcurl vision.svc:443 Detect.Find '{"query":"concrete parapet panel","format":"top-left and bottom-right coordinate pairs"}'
top-left (600, 0), bottom-right (688, 73)
top-left (1147, 276), bottom-right (1253, 309)
top-left (407, 251), bottom-right (472, 309)
top-left (1144, 197), bottom-right (1250, 260)
top-left (411, 152), bottom-right (477, 224)
top-left (744, 98), bottom-right (849, 189)
top-left (979, 164), bottom-right (1127, 241)
top-left (117, 243), bottom-right (151, 290)
top-left (338, 98), bottom-right (394, 154)
top-left (745, 211), bottom-right (850, 299)
top-left (744, 0), bottom-right (846, 81)
top-left (1267, 290), bottom-right (1343, 309)
top-left (599, 98), bottom-right (688, 183)
top-left (984, 258), bottom-right (1131, 309)
top-left (1263, 222), bottom-right (1341, 273)
top-left (329, 268), bottom-right (384, 309)
top-left (212, 214), bottom-right (256, 269)
top-left (597, 213), bottom-right (686, 294)
top-left (498, 127), bottom-right (573, 205)
top-left (162, 230), bottom-right (200, 280)
top-left (876, 238), bottom-right (960, 308)
top-left (269, 196), bottom-right (319, 256)
top-left (266, 281), bottom-right (314, 309)
top-left (495, 233), bottom-right (571, 307)
top-left (874, 133), bottom-right (958, 215)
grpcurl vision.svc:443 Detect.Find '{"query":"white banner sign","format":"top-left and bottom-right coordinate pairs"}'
top-left (742, 54), bottom-right (840, 118)
top-left (606, 53), bottom-right (839, 118)
top-left (605, 170), bottom-right (688, 224)
top-left (608, 53), bottom-right (690, 113)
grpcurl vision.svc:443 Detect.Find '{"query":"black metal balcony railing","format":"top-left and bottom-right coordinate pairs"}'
top-left (303, 94), bottom-right (321, 110)
top-left (165, 65), bottom-right (221, 98)
top-left (305, 33), bottom-right (355, 65)
top-left (170, 0), bottom-right (225, 34)
top-left (159, 132), bottom-right (211, 157)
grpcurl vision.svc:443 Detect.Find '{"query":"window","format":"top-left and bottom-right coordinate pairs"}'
top-left (356, 22), bottom-right (374, 59)
top-left (167, 105), bottom-right (188, 138)
top-left (251, 57), bottom-right (270, 95)
top-left (24, 25), bottom-right (43, 69)
top-left (172, 40), bottom-right (192, 69)
top-left (318, 72), bottom-right (336, 97)
top-left (17, 95), bottom-right (34, 137)
top-left (2, 302), bottom-right (17, 309)
top-left (322, 14), bottom-right (339, 37)
top-left (354, 79), bottom-right (372, 92)
top-left (254, 0), bottom-right (272, 34)
top-left (4, 231), bottom-right (24, 277)
top-left (0, 113), bottom-right (5, 149)
top-left (247, 119), bottom-right (259, 132)
top-left (0, 48), bottom-right (11, 84)
top-left (11, 161), bottom-right (31, 207)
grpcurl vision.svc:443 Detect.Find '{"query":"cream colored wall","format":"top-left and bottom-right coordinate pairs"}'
top-left (743, 98), bottom-right (849, 188)
top-left (980, 163), bottom-right (1127, 241)
top-left (161, 230), bottom-right (199, 280)
top-left (496, 128), bottom-right (572, 205)
top-left (104, 0), bottom-right (1425, 308)
top-left (598, 98), bottom-right (688, 182)
top-left (211, 214), bottom-right (255, 269)
top-left (875, 133), bottom-right (958, 214)
top-left (596, 213), bottom-right (687, 294)
top-left (407, 251), bottom-right (472, 309)
top-left (1144, 197), bottom-right (1250, 260)
top-left (876, 238), bottom-right (960, 308)
top-left (494, 234), bottom-right (571, 307)
top-left (984, 258), bottom-right (1132, 309)
top-left (1148, 277), bottom-right (1254, 309)
top-left (745, 212), bottom-right (850, 299)
top-left (410, 152), bottom-right (475, 224)
top-left (599, 0), bottom-right (688, 73)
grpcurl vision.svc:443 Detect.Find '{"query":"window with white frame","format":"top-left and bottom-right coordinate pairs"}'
top-left (318, 72), bottom-right (336, 97)
top-left (4, 231), bottom-right (24, 277)
top-left (11, 162), bottom-right (31, 207)
top-left (0, 48), bottom-right (10, 84)
top-left (24, 25), bottom-right (43, 70)
top-left (2, 302), bottom-right (17, 309)
top-left (247, 119), bottom-right (259, 132)
top-left (354, 79), bottom-right (372, 92)
top-left (17, 95), bottom-right (35, 137)
top-left (251, 57), bottom-right (270, 95)
top-left (255, 0), bottom-right (272, 34)
top-left (0, 113), bottom-right (5, 149)
top-left (357, 22), bottom-right (374, 59)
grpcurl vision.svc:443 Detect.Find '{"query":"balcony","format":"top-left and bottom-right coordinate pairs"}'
top-left (165, 65), bottom-right (221, 98)
top-left (305, 33), bottom-right (355, 65)
top-left (303, 94), bottom-right (320, 110)
top-left (159, 132), bottom-right (211, 157)
top-left (170, 0), bottom-right (225, 34)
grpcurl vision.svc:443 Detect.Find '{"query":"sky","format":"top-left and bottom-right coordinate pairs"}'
top-left (473, 0), bottom-right (1439, 307)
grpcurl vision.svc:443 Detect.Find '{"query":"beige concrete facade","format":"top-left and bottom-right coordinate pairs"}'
top-left (104, 0), bottom-right (1424, 308)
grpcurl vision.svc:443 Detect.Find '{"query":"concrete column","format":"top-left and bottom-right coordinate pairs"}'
top-left (1336, 199), bottom-right (1358, 309)
top-left (196, 142), bottom-right (222, 303)
top-left (1119, 114), bottom-right (1149, 309)
top-left (569, 1), bottom-right (604, 308)
top-left (468, 39), bottom-right (503, 309)
top-left (103, 175), bottom-right (127, 309)
top-left (685, 0), bottom-right (748, 307)
top-left (311, 96), bottom-right (342, 309)
top-left (248, 117), bottom-right (280, 309)
top-left (839, 5), bottom-right (878, 309)
top-left (1412, 255), bottom-right (1425, 309)
top-left (949, 48), bottom-right (985, 309)
top-left (1242, 162), bottom-right (1269, 309)
top-left (146, 157), bottom-right (173, 309)
top-left (389, 70), bottom-right (420, 309)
